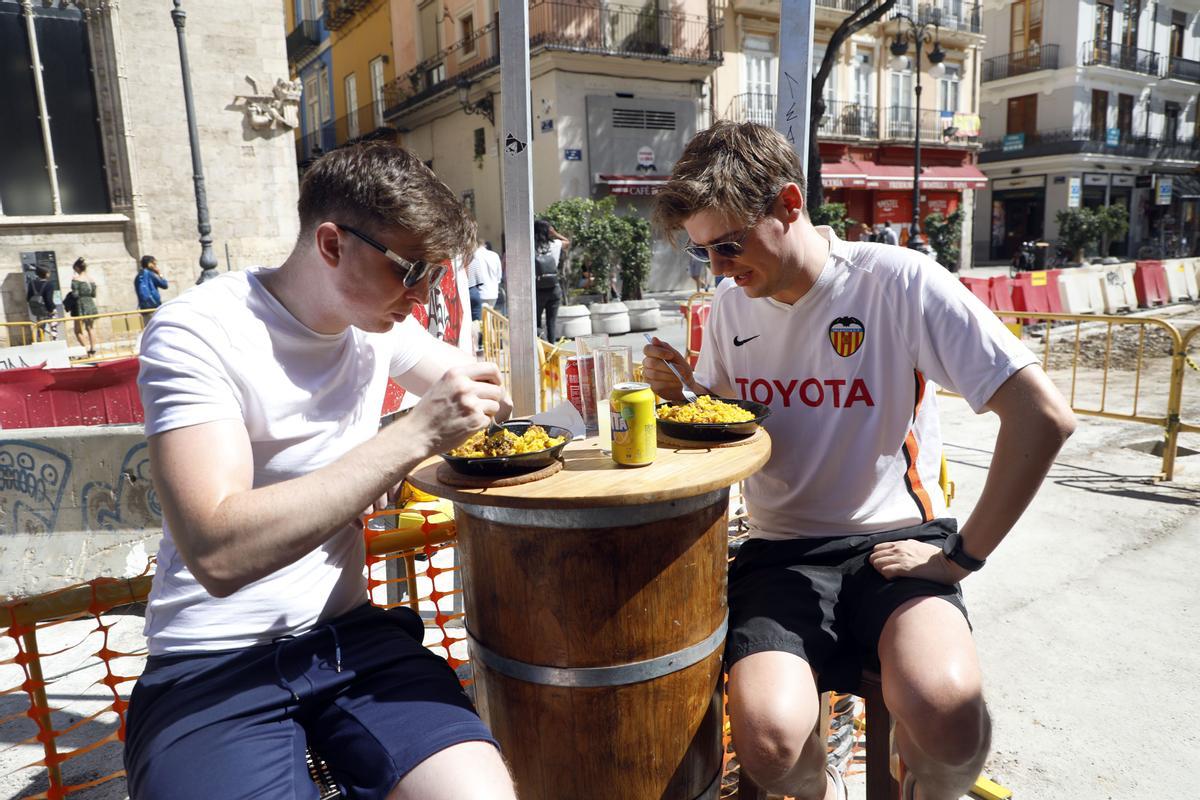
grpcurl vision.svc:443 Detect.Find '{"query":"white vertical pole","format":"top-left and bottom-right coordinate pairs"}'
top-left (498, 0), bottom-right (538, 416)
top-left (21, 0), bottom-right (62, 215)
top-left (776, 0), bottom-right (815, 170)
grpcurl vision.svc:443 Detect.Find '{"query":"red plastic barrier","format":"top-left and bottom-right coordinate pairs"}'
top-left (1010, 275), bottom-right (1052, 314)
top-left (1043, 270), bottom-right (1065, 313)
top-left (988, 277), bottom-right (1015, 312)
top-left (684, 303), bottom-right (711, 368)
top-left (1134, 261), bottom-right (1169, 307)
top-left (0, 358), bottom-right (143, 430)
top-left (959, 277), bottom-right (992, 306)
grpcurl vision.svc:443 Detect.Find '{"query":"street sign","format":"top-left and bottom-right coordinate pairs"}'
top-left (1003, 133), bottom-right (1025, 152)
top-left (564, 148), bottom-right (582, 161)
top-left (1157, 177), bottom-right (1173, 205)
top-left (1067, 177), bottom-right (1081, 208)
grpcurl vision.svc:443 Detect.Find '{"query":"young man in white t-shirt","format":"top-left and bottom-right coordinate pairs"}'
top-left (643, 122), bottom-right (1075, 800)
top-left (125, 144), bottom-right (518, 800)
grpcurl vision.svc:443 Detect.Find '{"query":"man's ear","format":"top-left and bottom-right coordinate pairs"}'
top-left (313, 222), bottom-right (342, 268)
top-left (777, 183), bottom-right (805, 223)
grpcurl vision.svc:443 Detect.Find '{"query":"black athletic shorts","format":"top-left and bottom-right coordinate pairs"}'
top-left (726, 518), bottom-right (970, 693)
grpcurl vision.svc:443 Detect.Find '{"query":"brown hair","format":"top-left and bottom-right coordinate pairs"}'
top-left (653, 120), bottom-right (807, 237)
top-left (297, 143), bottom-right (476, 263)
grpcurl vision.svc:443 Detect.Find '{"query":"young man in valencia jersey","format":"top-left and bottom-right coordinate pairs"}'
top-left (642, 121), bottom-right (1075, 800)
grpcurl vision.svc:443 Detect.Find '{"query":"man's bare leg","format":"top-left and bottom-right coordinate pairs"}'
top-left (727, 651), bottom-right (837, 800)
top-left (388, 741), bottom-right (517, 800)
top-left (878, 597), bottom-right (991, 800)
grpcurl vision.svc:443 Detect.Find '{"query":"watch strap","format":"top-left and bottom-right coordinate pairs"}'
top-left (943, 532), bottom-right (986, 572)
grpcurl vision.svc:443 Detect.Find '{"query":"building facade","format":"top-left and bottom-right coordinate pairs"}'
top-left (717, 0), bottom-right (986, 267)
top-left (976, 0), bottom-right (1200, 263)
top-left (381, 0), bottom-right (724, 291)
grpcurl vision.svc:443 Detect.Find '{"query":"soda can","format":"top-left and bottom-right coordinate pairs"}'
top-left (610, 382), bottom-right (656, 467)
top-left (566, 355), bottom-right (596, 432)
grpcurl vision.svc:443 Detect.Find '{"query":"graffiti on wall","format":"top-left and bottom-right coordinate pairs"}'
top-left (0, 441), bottom-right (73, 536)
top-left (81, 442), bottom-right (161, 533)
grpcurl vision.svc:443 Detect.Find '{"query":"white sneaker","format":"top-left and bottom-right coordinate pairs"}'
top-left (826, 763), bottom-right (848, 800)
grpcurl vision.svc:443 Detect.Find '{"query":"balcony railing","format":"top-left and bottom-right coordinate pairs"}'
top-left (882, 107), bottom-right (976, 144)
top-left (325, 0), bottom-right (372, 31)
top-left (888, 1), bottom-right (981, 34)
top-left (1164, 55), bottom-right (1200, 83)
top-left (286, 20), bottom-right (321, 64)
top-left (295, 103), bottom-right (401, 167)
top-left (1081, 40), bottom-right (1160, 76)
top-left (384, 0), bottom-right (721, 116)
top-left (818, 100), bottom-right (879, 139)
top-left (980, 127), bottom-right (1200, 162)
top-left (814, 0), bottom-right (861, 11)
top-left (982, 44), bottom-right (1059, 82)
top-left (724, 92), bottom-right (775, 126)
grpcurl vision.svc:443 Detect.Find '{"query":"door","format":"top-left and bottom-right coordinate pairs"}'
top-left (370, 57), bottom-right (386, 129)
top-left (743, 34), bottom-right (775, 126)
top-left (1091, 89), bottom-right (1108, 140)
top-left (345, 73), bottom-right (359, 140)
top-left (1006, 94), bottom-right (1037, 139)
top-left (1117, 93), bottom-right (1134, 142)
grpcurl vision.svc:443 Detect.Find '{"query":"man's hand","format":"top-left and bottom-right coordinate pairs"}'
top-left (868, 539), bottom-right (970, 585)
top-left (642, 337), bottom-right (706, 402)
top-left (404, 362), bottom-right (507, 455)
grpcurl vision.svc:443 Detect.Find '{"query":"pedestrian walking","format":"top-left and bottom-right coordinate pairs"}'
top-left (134, 255), bottom-right (168, 310)
top-left (69, 257), bottom-right (99, 356)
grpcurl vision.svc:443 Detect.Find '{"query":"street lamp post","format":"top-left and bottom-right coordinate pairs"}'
top-left (171, 0), bottom-right (220, 284)
top-left (889, 9), bottom-right (946, 250)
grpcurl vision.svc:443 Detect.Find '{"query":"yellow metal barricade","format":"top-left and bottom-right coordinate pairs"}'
top-left (33, 309), bottom-right (155, 362)
top-left (0, 320), bottom-right (39, 349)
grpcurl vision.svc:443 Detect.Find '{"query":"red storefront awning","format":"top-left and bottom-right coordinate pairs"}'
top-left (597, 174), bottom-right (669, 196)
top-left (821, 162), bottom-right (988, 191)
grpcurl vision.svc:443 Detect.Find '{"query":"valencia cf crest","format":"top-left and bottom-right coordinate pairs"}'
top-left (828, 316), bottom-right (865, 357)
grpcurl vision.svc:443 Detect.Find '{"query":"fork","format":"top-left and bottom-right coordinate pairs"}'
top-left (643, 334), bottom-right (698, 404)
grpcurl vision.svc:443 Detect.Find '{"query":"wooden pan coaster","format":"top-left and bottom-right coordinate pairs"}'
top-left (436, 458), bottom-right (563, 489)
top-left (657, 426), bottom-right (766, 450)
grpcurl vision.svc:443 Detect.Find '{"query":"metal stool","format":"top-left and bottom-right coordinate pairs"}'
top-left (736, 670), bottom-right (900, 800)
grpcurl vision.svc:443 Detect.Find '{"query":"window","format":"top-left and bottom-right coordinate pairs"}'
top-left (318, 64), bottom-right (332, 123)
top-left (460, 13), bottom-right (476, 56)
top-left (303, 73), bottom-right (321, 139)
top-left (1123, 0), bottom-right (1140, 50)
top-left (1006, 93), bottom-right (1037, 137)
top-left (1095, 0), bottom-right (1113, 45)
top-left (1118, 93), bottom-right (1134, 138)
top-left (938, 65), bottom-right (960, 112)
top-left (0, 3), bottom-right (110, 216)
top-left (345, 74), bottom-right (359, 140)
top-left (419, 0), bottom-right (442, 61)
top-left (853, 50), bottom-right (874, 108)
top-left (1010, 0), bottom-right (1042, 52)
top-left (370, 57), bottom-right (386, 129)
top-left (1165, 100), bottom-right (1181, 142)
top-left (742, 34), bottom-right (776, 126)
top-left (474, 127), bottom-right (486, 157)
top-left (301, 0), bottom-right (322, 21)
top-left (813, 43), bottom-right (837, 107)
top-left (1171, 11), bottom-right (1186, 58)
top-left (890, 68), bottom-right (914, 135)
top-left (1091, 89), bottom-right (1109, 139)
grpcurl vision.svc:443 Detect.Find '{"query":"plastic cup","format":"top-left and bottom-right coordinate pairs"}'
top-left (593, 345), bottom-right (633, 451)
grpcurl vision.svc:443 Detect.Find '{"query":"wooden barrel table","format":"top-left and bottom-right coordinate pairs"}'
top-left (409, 434), bottom-right (770, 800)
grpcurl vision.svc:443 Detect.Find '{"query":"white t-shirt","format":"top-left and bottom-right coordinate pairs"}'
top-left (694, 227), bottom-right (1037, 540)
top-left (467, 246), bottom-right (503, 302)
top-left (138, 268), bottom-right (434, 654)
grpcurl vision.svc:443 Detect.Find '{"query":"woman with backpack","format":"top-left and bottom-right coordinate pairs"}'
top-left (534, 218), bottom-right (570, 340)
top-left (68, 257), bottom-right (99, 356)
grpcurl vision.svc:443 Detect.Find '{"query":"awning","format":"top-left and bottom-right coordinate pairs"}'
top-left (596, 174), bottom-right (669, 196)
top-left (1170, 173), bottom-right (1200, 199)
top-left (820, 162), bottom-right (989, 191)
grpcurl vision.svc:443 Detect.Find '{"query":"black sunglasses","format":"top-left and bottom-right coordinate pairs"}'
top-left (684, 227), bottom-right (754, 264)
top-left (336, 224), bottom-right (447, 289)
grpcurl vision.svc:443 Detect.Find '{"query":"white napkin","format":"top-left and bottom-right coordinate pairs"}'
top-left (529, 400), bottom-right (587, 440)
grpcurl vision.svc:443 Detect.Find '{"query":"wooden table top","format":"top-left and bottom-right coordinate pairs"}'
top-left (408, 432), bottom-right (771, 509)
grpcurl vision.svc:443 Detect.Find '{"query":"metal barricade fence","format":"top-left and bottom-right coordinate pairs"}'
top-left (31, 310), bottom-right (155, 362)
top-left (0, 321), bottom-right (39, 349)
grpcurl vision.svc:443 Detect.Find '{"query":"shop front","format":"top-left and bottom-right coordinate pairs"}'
top-left (988, 174), bottom-right (1046, 261)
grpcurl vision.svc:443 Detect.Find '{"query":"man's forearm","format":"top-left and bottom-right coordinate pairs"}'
top-left (170, 419), bottom-right (433, 597)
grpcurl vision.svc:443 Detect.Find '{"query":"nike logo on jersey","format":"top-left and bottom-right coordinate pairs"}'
top-left (733, 334), bottom-right (760, 347)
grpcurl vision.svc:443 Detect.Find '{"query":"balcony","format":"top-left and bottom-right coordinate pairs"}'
top-left (295, 102), bottom-right (401, 167)
top-left (882, 107), bottom-right (977, 145)
top-left (286, 20), bottom-right (321, 65)
top-left (818, 100), bottom-right (879, 139)
top-left (1081, 40), bottom-right (1160, 76)
top-left (982, 44), bottom-right (1059, 82)
top-left (979, 127), bottom-right (1200, 162)
top-left (384, 0), bottom-right (722, 119)
top-left (724, 92), bottom-right (775, 126)
top-left (814, 0), bottom-right (861, 11)
top-left (324, 0), bottom-right (371, 31)
top-left (888, 1), bottom-right (981, 35)
top-left (1164, 55), bottom-right (1200, 83)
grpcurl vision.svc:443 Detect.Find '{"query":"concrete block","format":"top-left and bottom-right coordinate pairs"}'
top-left (0, 424), bottom-right (159, 598)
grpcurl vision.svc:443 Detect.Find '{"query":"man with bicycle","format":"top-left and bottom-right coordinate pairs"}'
top-left (643, 121), bottom-right (1075, 800)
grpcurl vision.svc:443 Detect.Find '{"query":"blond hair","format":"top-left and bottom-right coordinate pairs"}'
top-left (653, 120), bottom-right (807, 237)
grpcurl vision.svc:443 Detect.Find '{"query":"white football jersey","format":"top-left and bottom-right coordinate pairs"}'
top-left (695, 228), bottom-right (1037, 540)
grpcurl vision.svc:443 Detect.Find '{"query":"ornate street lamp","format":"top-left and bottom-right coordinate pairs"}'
top-left (457, 78), bottom-right (495, 125)
top-left (889, 8), bottom-right (946, 250)
top-left (171, 0), bottom-right (220, 284)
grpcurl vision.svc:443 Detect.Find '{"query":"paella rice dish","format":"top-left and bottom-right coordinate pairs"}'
top-left (657, 396), bottom-right (755, 424)
top-left (449, 424), bottom-right (566, 458)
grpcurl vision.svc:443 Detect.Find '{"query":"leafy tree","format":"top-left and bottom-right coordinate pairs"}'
top-left (923, 209), bottom-right (963, 270)
top-left (541, 197), bottom-right (651, 301)
top-left (1055, 208), bottom-right (1102, 262)
top-left (809, 202), bottom-right (855, 238)
top-left (807, 0), bottom-right (897, 213)
top-left (1094, 204), bottom-right (1129, 257)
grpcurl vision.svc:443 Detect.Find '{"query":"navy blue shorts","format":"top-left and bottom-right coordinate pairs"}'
top-left (124, 603), bottom-right (497, 800)
top-left (726, 519), bottom-right (970, 693)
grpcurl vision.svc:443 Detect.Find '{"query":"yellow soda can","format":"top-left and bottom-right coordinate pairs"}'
top-left (610, 381), bottom-right (656, 466)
